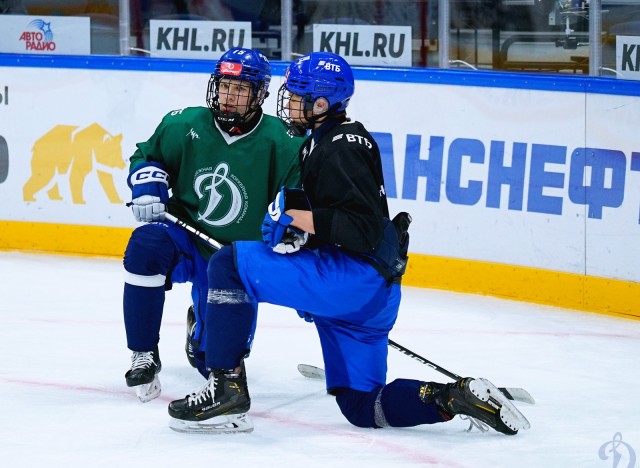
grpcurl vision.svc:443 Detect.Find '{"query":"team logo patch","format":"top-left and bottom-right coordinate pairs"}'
top-left (220, 62), bottom-right (242, 76)
top-left (194, 162), bottom-right (248, 227)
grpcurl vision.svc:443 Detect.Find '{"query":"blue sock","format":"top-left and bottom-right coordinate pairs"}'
top-left (380, 379), bottom-right (447, 427)
top-left (122, 224), bottom-right (176, 351)
top-left (335, 380), bottom-right (446, 428)
top-left (123, 283), bottom-right (164, 350)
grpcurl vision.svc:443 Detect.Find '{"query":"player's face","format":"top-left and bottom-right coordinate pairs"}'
top-left (218, 78), bottom-right (253, 115)
top-left (287, 92), bottom-right (307, 124)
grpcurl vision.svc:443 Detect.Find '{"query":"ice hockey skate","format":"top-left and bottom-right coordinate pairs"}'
top-left (429, 377), bottom-right (530, 435)
top-left (168, 362), bottom-right (252, 434)
top-left (185, 305), bottom-right (197, 368)
top-left (125, 348), bottom-right (162, 403)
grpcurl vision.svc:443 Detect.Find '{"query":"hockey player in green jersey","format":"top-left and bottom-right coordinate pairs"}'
top-left (122, 48), bottom-right (303, 403)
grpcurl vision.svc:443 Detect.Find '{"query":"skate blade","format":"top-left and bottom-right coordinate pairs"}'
top-left (169, 413), bottom-right (254, 434)
top-left (297, 364), bottom-right (325, 380)
top-left (134, 376), bottom-right (161, 403)
top-left (470, 378), bottom-right (531, 433)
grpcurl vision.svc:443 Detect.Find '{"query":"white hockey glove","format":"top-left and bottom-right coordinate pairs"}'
top-left (272, 227), bottom-right (308, 254)
top-left (127, 162), bottom-right (169, 222)
top-left (130, 195), bottom-right (166, 223)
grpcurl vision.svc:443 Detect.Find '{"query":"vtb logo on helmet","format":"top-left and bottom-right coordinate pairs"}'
top-left (277, 52), bottom-right (355, 136)
top-left (207, 48), bottom-right (271, 130)
top-left (317, 60), bottom-right (341, 72)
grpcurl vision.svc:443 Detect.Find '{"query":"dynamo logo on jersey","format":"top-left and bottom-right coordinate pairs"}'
top-left (194, 162), bottom-right (248, 227)
top-left (19, 20), bottom-right (56, 51)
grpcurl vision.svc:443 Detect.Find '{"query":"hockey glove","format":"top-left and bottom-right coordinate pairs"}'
top-left (262, 187), bottom-right (310, 250)
top-left (126, 162), bottom-right (170, 222)
top-left (272, 228), bottom-right (308, 254)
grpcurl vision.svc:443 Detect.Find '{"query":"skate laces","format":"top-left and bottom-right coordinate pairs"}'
top-left (460, 415), bottom-right (490, 432)
top-left (187, 374), bottom-right (217, 406)
top-left (130, 351), bottom-right (155, 370)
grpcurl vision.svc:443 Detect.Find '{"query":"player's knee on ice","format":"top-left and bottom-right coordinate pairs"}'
top-left (335, 380), bottom-right (449, 429)
top-left (334, 387), bottom-right (381, 428)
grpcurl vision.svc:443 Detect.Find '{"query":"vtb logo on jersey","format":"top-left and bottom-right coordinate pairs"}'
top-left (194, 162), bottom-right (247, 226)
top-left (346, 134), bottom-right (372, 148)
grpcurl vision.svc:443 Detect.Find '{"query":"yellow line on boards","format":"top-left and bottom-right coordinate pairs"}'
top-left (404, 254), bottom-right (639, 320)
top-left (0, 220), bottom-right (132, 258)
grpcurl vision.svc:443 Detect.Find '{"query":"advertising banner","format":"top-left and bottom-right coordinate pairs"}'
top-left (0, 60), bottom-right (638, 304)
top-left (313, 24), bottom-right (412, 67)
top-left (149, 20), bottom-right (252, 59)
top-left (0, 15), bottom-right (90, 55)
top-left (616, 35), bottom-right (640, 80)
top-left (0, 67), bottom-right (205, 228)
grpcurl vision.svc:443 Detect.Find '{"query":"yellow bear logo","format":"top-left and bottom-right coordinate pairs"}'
top-left (23, 123), bottom-right (125, 204)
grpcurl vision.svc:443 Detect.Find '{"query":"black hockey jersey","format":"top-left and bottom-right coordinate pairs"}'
top-left (300, 120), bottom-right (390, 254)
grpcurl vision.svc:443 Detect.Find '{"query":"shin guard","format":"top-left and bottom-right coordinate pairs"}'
top-left (205, 246), bottom-right (257, 370)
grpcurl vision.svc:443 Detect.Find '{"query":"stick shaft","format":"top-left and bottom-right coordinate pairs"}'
top-left (388, 338), bottom-right (461, 380)
top-left (387, 339), bottom-right (536, 403)
top-left (164, 213), bottom-right (223, 250)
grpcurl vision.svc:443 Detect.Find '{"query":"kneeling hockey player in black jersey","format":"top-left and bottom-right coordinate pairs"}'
top-left (166, 52), bottom-right (530, 436)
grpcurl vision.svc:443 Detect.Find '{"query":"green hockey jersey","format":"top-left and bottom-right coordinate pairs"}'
top-left (130, 107), bottom-right (303, 259)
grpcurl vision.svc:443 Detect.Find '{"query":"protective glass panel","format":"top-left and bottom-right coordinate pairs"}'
top-left (448, 0), bottom-right (640, 77)
top-left (129, 0), bottom-right (282, 58)
top-left (294, 1), bottom-right (438, 67)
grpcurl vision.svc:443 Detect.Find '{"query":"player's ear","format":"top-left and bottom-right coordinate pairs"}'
top-left (313, 97), bottom-right (329, 116)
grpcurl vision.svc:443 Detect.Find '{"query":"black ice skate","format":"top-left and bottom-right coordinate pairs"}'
top-left (428, 377), bottom-right (530, 435)
top-left (125, 348), bottom-right (162, 403)
top-left (168, 362), bottom-right (252, 433)
top-left (185, 305), bottom-right (197, 368)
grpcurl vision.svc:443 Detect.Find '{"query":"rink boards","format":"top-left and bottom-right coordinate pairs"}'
top-left (0, 54), bottom-right (638, 318)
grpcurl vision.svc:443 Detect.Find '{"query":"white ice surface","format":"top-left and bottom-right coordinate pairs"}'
top-left (1, 252), bottom-right (639, 468)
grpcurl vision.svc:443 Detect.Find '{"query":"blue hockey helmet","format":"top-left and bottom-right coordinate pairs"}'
top-left (207, 48), bottom-right (271, 128)
top-left (277, 52), bottom-right (354, 136)
top-left (285, 52), bottom-right (354, 112)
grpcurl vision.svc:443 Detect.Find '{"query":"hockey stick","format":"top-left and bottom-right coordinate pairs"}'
top-left (164, 213), bottom-right (223, 250)
top-left (298, 339), bottom-right (535, 405)
top-left (297, 363), bottom-right (534, 405)
top-left (165, 213), bottom-right (534, 405)
top-left (387, 339), bottom-right (535, 404)
top-left (387, 339), bottom-right (467, 380)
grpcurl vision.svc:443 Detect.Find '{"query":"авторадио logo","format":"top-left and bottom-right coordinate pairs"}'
top-left (19, 19), bottom-right (56, 52)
